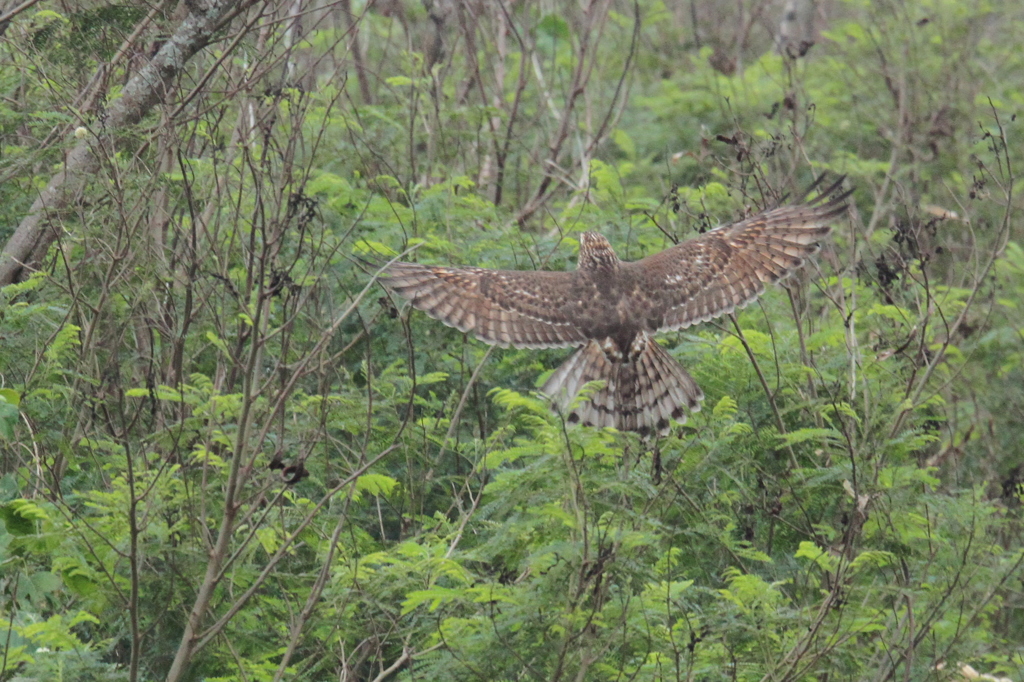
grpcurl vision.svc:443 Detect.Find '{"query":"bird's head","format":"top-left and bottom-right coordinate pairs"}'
top-left (577, 232), bottom-right (620, 271)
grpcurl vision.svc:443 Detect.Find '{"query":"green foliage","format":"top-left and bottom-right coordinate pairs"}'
top-left (2, 0), bottom-right (1024, 680)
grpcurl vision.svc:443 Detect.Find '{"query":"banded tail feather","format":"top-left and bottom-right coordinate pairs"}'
top-left (541, 334), bottom-right (703, 435)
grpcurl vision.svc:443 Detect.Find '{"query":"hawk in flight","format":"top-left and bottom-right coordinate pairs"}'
top-left (378, 177), bottom-right (850, 435)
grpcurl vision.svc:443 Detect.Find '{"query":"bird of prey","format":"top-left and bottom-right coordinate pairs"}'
top-left (378, 177), bottom-right (850, 435)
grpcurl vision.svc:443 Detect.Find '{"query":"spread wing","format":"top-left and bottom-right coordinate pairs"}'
top-left (379, 263), bottom-right (588, 349)
top-left (634, 177), bottom-right (850, 331)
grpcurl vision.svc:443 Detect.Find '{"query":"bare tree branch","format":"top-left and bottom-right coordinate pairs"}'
top-left (0, 0), bottom-right (255, 285)
top-left (0, 0), bottom-right (44, 36)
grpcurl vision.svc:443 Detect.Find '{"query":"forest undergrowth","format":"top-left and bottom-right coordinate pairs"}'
top-left (0, 1), bottom-right (1023, 680)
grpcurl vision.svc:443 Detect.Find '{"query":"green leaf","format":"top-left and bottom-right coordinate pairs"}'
top-left (713, 395), bottom-right (738, 419)
top-left (612, 129), bottom-right (636, 160)
top-left (0, 499), bottom-right (49, 535)
top-left (205, 331), bottom-right (229, 356)
top-left (537, 14), bottom-right (570, 41)
top-left (355, 473), bottom-right (399, 499)
top-left (849, 550), bottom-right (897, 572)
top-left (44, 324), bottom-right (80, 363)
top-left (256, 527), bottom-right (281, 556)
top-left (795, 541), bottom-right (837, 572)
top-left (0, 398), bottom-right (18, 440)
top-left (401, 586), bottom-right (463, 615)
top-left (353, 239), bottom-right (398, 258)
top-left (417, 371), bottom-right (449, 386)
top-left (777, 428), bottom-right (841, 446)
top-left (125, 385), bottom-right (183, 401)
